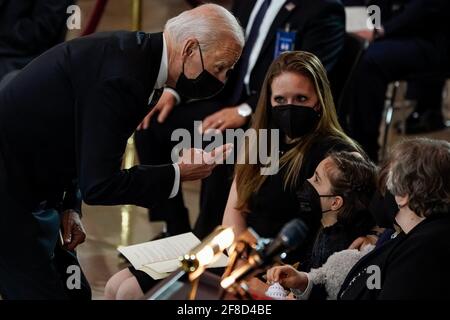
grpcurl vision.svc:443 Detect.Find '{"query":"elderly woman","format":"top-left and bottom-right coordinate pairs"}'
top-left (337, 138), bottom-right (450, 299)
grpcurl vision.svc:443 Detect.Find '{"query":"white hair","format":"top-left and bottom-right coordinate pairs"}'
top-left (164, 4), bottom-right (244, 52)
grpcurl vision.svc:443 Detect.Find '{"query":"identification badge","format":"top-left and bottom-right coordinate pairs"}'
top-left (274, 29), bottom-right (296, 58)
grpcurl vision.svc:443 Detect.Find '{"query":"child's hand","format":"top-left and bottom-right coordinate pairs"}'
top-left (266, 265), bottom-right (308, 291)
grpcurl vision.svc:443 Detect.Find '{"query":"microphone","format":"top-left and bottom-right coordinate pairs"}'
top-left (220, 218), bottom-right (309, 290)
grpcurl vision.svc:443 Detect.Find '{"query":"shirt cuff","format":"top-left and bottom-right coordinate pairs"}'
top-left (291, 273), bottom-right (313, 300)
top-left (169, 163), bottom-right (180, 199)
top-left (164, 87), bottom-right (181, 105)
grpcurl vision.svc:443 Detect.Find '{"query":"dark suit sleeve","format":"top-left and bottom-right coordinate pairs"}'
top-left (77, 77), bottom-right (175, 208)
top-left (300, 1), bottom-right (346, 72)
top-left (383, 0), bottom-right (448, 37)
top-left (1, 0), bottom-right (73, 54)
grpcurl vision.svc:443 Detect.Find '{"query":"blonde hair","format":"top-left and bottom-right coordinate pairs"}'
top-left (235, 51), bottom-right (362, 211)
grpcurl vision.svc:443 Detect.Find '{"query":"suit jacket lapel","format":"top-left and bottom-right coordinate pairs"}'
top-left (259, 0), bottom-right (299, 58)
top-left (234, 0), bottom-right (257, 29)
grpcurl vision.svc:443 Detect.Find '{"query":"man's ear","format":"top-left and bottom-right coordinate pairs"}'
top-left (331, 196), bottom-right (344, 212)
top-left (182, 38), bottom-right (198, 58)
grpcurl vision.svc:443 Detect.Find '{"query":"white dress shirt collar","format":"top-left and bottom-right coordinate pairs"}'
top-left (155, 33), bottom-right (168, 89)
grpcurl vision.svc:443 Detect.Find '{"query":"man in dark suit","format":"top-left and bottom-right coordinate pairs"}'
top-left (346, 0), bottom-right (450, 161)
top-left (135, 0), bottom-right (346, 239)
top-left (0, 0), bottom-right (73, 88)
top-left (0, 4), bottom-right (243, 299)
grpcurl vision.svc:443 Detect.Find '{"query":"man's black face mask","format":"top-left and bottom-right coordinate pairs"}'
top-left (175, 44), bottom-right (225, 100)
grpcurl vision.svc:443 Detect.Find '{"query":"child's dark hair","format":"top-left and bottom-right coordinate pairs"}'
top-left (328, 151), bottom-right (377, 238)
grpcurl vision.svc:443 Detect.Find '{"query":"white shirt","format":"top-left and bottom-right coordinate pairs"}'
top-left (236, 0), bottom-right (286, 113)
top-left (149, 34), bottom-right (180, 199)
top-left (149, 33), bottom-right (181, 106)
top-left (243, 0), bottom-right (287, 90)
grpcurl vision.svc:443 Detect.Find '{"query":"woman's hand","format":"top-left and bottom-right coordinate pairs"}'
top-left (348, 235), bottom-right (378, 250)
top-left (266, 265), bottom-right (308, 291)
top-left (200, 106), bottom-right (248, 133)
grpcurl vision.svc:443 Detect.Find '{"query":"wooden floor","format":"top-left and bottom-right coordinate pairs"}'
top-left (66, 1), bottom-right (450, 299)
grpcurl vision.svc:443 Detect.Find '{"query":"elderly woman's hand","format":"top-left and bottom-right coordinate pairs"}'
top-left (348, 234), bottom-right (378, 250)
top-left (266, 265), bottom-right (308, 291)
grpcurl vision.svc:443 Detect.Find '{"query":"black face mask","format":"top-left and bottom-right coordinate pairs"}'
top-left (296, 180), bottom-right (339, 226)
top-left (175, 44), bottom-right (225, 100)
top-left (271, 104), bottom-right (321, 139)
top-left (369, 190), bottom-right (399, 229)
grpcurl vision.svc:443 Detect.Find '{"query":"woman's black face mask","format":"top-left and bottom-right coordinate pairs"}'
top-left (175, 45), bottom-right (225, 100)
top-left (369, 190), bottom-right (399, 229)
top-left (271, 104), bottom-right (321, 139)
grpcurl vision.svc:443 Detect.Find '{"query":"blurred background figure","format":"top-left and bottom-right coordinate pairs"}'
top-left (0, 0), bottom-right (74, 89)
top-left (345, 0), bottom-right (450, 161)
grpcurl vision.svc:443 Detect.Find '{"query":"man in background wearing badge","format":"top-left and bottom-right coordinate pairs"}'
top-left (135, 0), bottom-right (346, 240)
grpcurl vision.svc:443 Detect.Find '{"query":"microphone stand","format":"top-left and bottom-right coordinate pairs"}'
top-left (188, 277), bottom-right (200, 300)
top-left (219, 239), bottom-right (256, 300)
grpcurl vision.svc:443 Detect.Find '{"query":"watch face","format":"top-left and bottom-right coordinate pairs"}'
top-left (238, 105), bottom-right (252, 117)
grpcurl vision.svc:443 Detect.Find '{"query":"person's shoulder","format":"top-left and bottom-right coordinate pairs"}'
top-left (407, 215), bottom-right (450, 245)
top-left (391, 215), bottom-right (450, 262)
top-left (67, 31), bottom-right (138, 53)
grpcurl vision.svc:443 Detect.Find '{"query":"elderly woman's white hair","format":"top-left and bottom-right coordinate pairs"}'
top-left (164, 4), bottom-right (245, 51)
top-left (385, 137), bottom-right (450, 218)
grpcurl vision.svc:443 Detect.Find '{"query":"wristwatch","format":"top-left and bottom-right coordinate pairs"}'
top-left (237, 104), bottom-right (252, 118)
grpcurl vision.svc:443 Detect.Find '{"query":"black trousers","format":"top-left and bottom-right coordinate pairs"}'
top-left (347, 37), bottom-right (447, 161)
top-left (0, 185), bottom-right (90, 300)
top-left (0, 242), bottom-right (91, 300)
